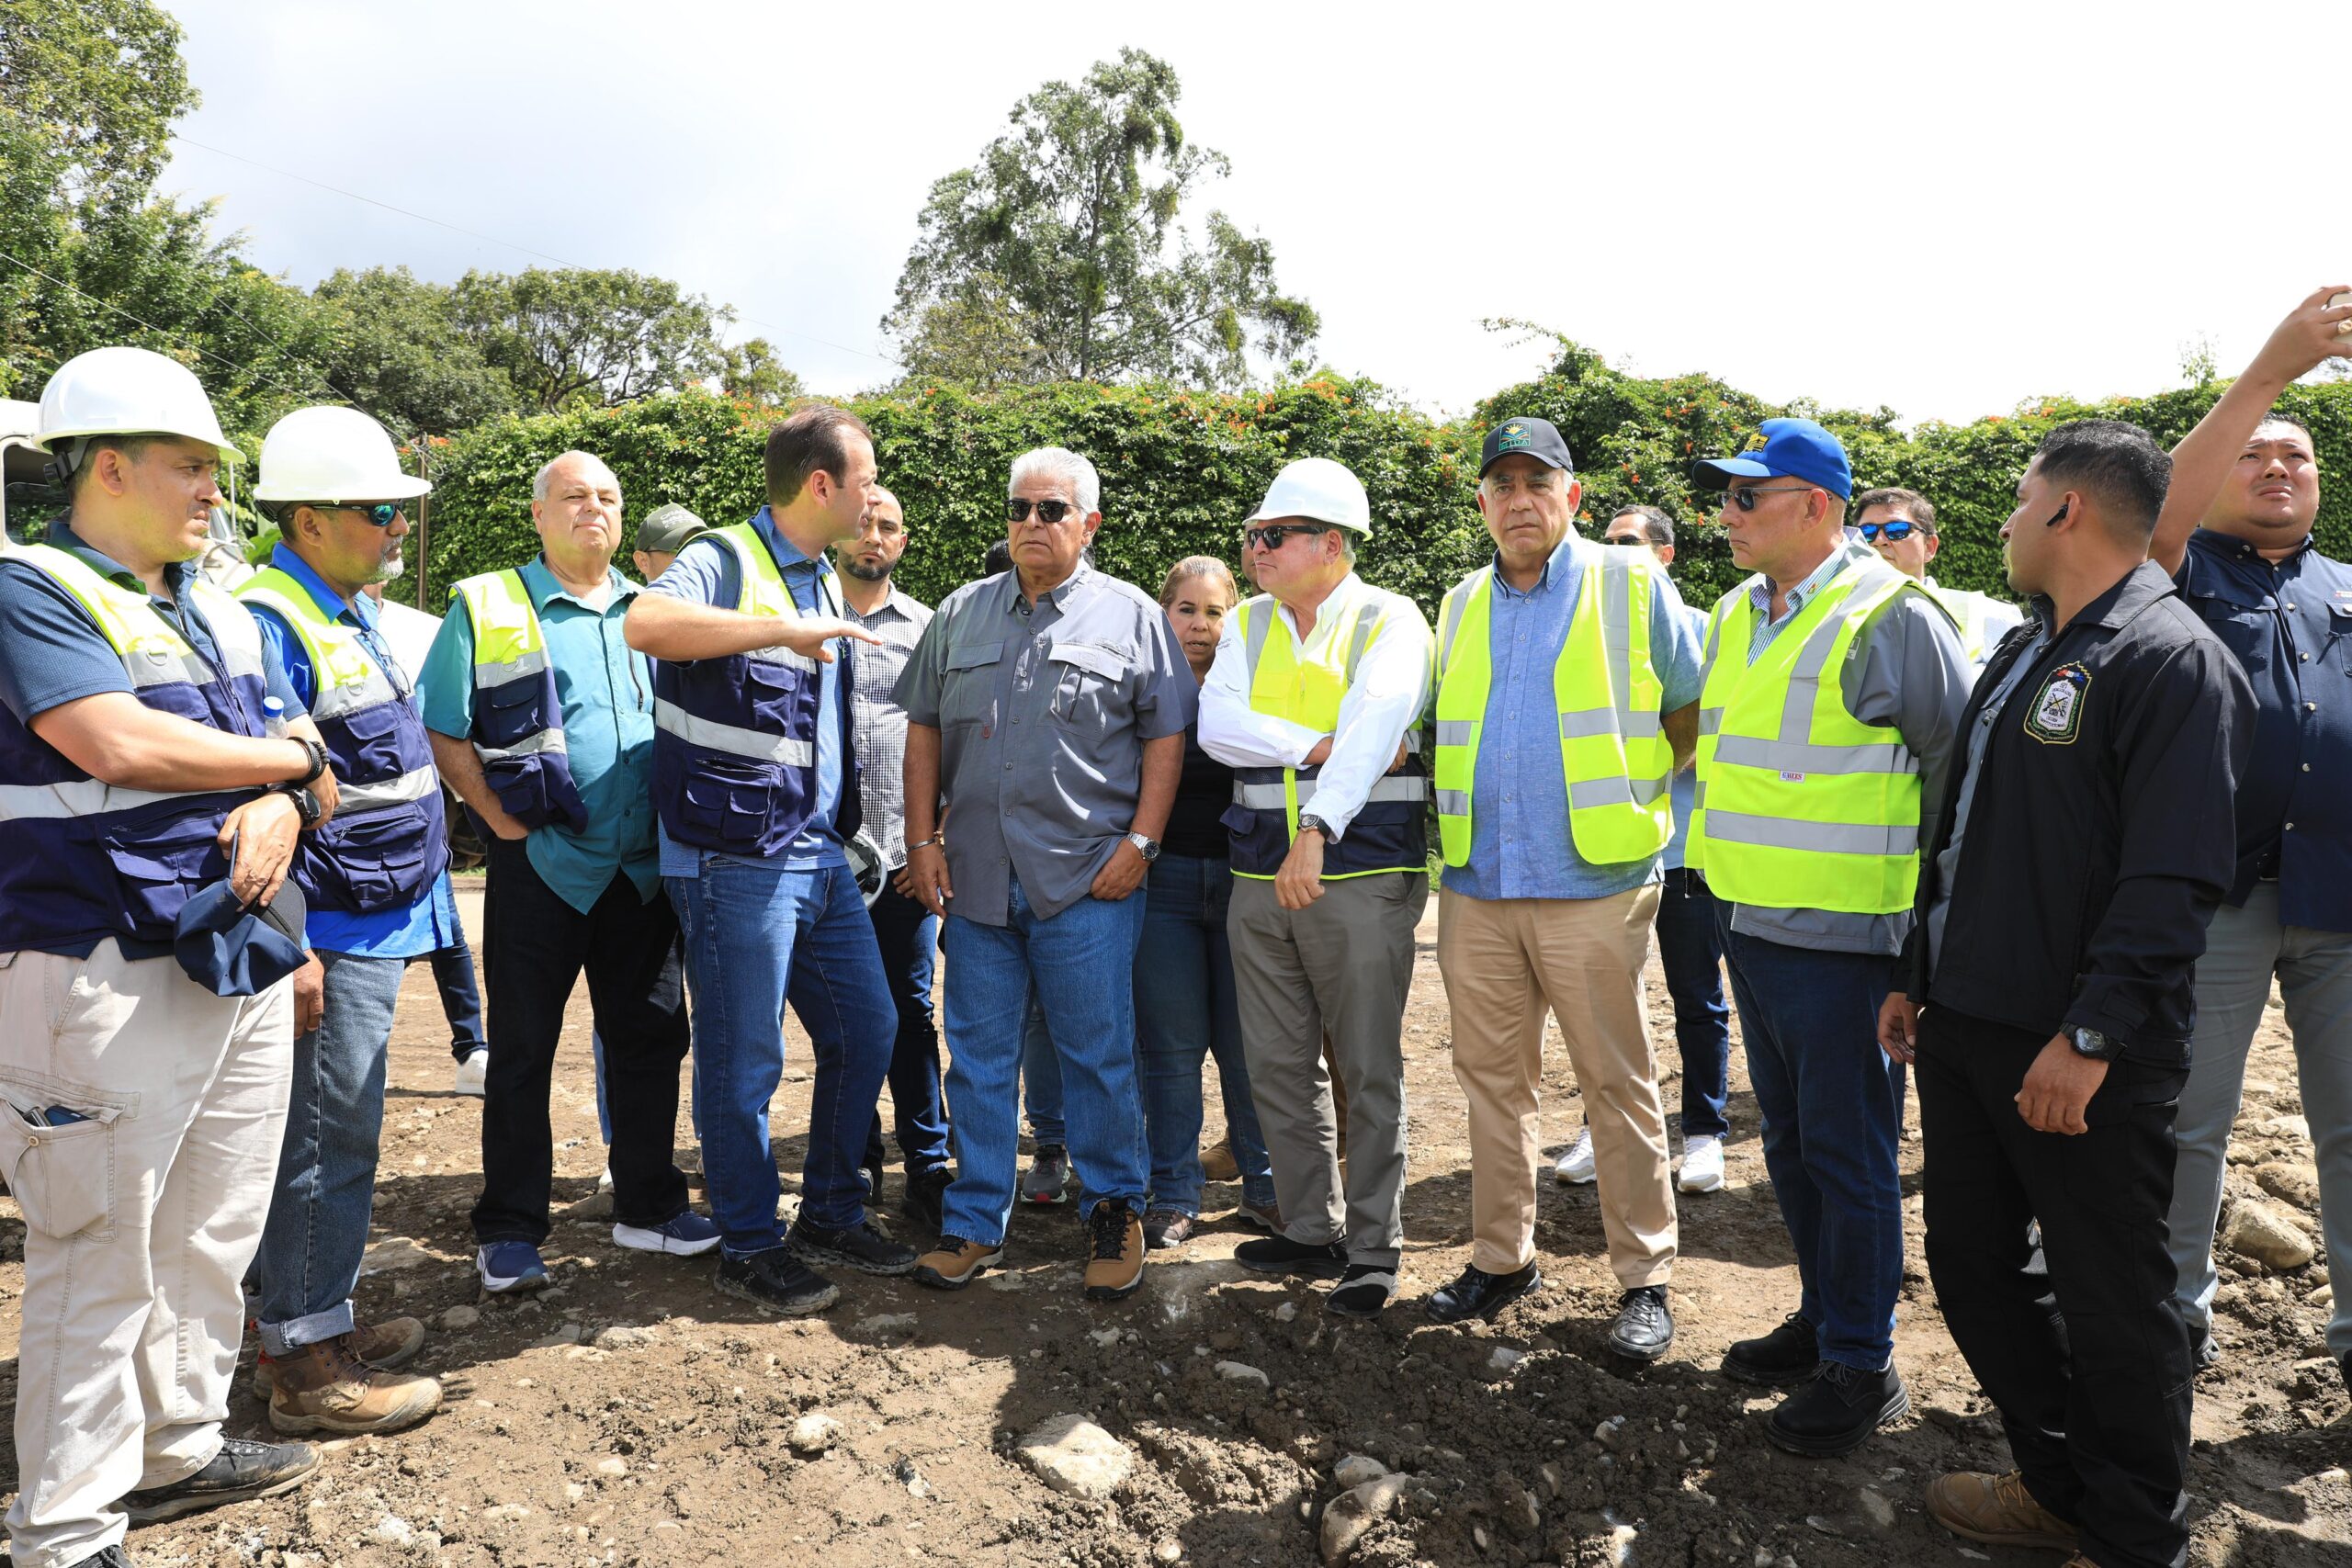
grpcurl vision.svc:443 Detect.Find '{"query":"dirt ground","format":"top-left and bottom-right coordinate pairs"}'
top-left (4, 883), bottom-right (2347, 1568)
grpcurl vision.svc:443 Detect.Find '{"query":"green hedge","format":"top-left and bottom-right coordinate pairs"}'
top-left (406, 352), bottom-right (2352, 621)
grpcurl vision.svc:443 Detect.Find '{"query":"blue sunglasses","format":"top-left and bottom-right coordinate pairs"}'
top-left (1858, 520), bottom-right (1922, 542)
top-left (312, 502), bottom-right (403, 527)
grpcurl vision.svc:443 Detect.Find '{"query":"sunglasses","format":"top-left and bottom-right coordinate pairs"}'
top-left (315, 502), bottom-right (403, 527)
top-left (1006, 498), bottom-right (1081, 524)
top-left (1244, 524), bottom-right (1324, 552)
top-left (1720, 484), bottom-right (1818, 513)
top-left (1858, 520), bottom-right (1923, 542)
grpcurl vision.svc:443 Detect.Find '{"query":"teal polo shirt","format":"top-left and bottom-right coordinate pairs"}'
top-left (417, 556), bottom-right (661, 913)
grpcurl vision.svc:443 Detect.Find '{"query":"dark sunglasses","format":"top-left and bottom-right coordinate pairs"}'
top-left (1006, 498), bottom-right (1081, 524)
top-left (1244, 524), bottom-right (1324, 552)
top-left (1720, 483), bottom-right (1817, 513)
top-left (1858, 520), bottom-right (1922, 542)
top-left (315, 502), bottom-right (403, 527)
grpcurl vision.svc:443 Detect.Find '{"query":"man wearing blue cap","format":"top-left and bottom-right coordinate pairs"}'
top-left (1685, 417), bottom-right (1971, 1456)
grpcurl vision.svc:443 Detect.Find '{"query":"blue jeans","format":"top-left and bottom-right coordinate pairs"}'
top-left (1718, 920), bottom-right (1903, 1371)
top-left (1133, 853), bottom-right (1274, 1214)
top-left (669, 860), bottom-right (894, 1255)
top-left (1022, 998), bottom-right (1064, 1146)
top-left (1655, 868), bottom-right (1731, 1140)
top-left (253, 949), bottom-right (406, 1354)
top-left (863, 884), bottom-right (950, 1174)
top-left (940, 875), bottom-right (1150, 1246)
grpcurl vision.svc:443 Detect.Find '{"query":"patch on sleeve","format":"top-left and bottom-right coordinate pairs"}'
top-left (2023, 661), bottom-right (2090, 745)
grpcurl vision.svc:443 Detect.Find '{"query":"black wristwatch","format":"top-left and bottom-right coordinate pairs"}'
top-left (272, 783), bottom-right (325, 829)
top-left (1297, 814), bottom-right (1332, 842)
top-left (2070, 1027), bottom-right (2120, 1062)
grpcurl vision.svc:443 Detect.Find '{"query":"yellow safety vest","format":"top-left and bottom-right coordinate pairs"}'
top-left (1431, 547), bottom-right (1673, 868)
top-left (1688, 559), bottom-right (1933, 913)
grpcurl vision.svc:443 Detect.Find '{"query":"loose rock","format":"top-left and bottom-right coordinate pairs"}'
top-left (372, 1515), bottom-right (414, 1547)
top-left (787, 1414), bottom-right (842, 1457)
top-left (1334, 1454), bottom-right (1389, 1488)
top-left (2256, 1161), bottom-right (2323, 1213)
top-left (437, 1304), bottom-right (480, 1331)
top-left (1319, 1473), bottom-right (1408, 1563)
top-left (2226, 1200), bottom-right (2317, 1270)
top-left (1215, 1359), bottom-right (1271, 1390)
top-left (1015, 1414), bottom-right (1134, 1498)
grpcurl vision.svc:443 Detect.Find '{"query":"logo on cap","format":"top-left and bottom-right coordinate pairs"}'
top-left (1497, 423), bottom-right (1531, 452)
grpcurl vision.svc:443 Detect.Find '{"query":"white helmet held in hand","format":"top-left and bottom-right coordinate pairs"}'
top-left (37, 345), bottom-right (243, 463)
top-left (253, 405), bottom-right (431, 503)
top-left (1248, 456), bottom-right (1372, 536)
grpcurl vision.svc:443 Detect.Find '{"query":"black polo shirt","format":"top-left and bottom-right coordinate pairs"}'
top-left (1904, 560), bottom-right (2253, 1061)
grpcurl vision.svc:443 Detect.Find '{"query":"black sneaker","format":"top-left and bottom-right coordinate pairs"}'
top-left (787, 1217), bottom-right (918, 1277)
top-left (1425, 1261), bottom-right (1542, 1325)
top-left (64, 1551), bottom-right (136, 1568)
top-left (121, 1437), bottom-right (319, 1522)
top-left (1235, 1235), bottom-right (1348, 1278)
top-left (716, 1247), bottom-right (841, 1315)
top-left (1723, 1310), bottom-right (1819, 1386)
top-left (1767, 1359), bottom-right (1909, 1457)
top-left (1604, 1285), bottom-right (1674, 1362)
top-left (1325, 1263), bottom-right (1396, 1319)
top-left (906, 1166), bottom-right (953, 1233)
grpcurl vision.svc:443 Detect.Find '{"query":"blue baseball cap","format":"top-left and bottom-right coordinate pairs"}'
top-left (1691, 417), bottom-right (1852, 502)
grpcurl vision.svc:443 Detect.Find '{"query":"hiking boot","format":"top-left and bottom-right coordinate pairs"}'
top-left (1083, 1201), bottom-right (1147, 1301)
top-left (1766, 1359), bottom-right (1909, 1457)
top-left (1604, 1285), bottom-right (1675, 1362)
top-left (121, 1437), bottom-right (318, 1522)
top-left (1235, 1196), bottom-right (1283, 1235)
top-left (913, 1235), bottom-right (1003, 1291)
top-left (788, 1217), bottom-right (918, 1276)
top-left (1925, 1470), bottom-right (2080, 1553)
top-left (715, 1247), bottom-right (840, 1315)
top-left (1235, 1234), bottom-right (1347, 1278)
top-left (1198, 1137), bottom-right (1240, 1184)
top-left (906, 1165), bottom-right (954, 1233)
top-left (1425, 1262), bottom-right (1542, 1325)
top-left (266, 1337), bottom-right (442, 1436)
top-left (251, 1315), bottom-right (424, 1399)
top-left (1142, 1208), bottom-right (1195, 1250)
top-left (1723, 1310), bottom-right (1819, 1386)
top-left (1021, 1144), bottom-right (1072, 1205)
top-left (1325, 1263), bottom-right (1396, 1319)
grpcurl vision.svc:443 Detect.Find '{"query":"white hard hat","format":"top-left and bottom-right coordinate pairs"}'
top-left (37, 345), bottom-right (243, 462)
top-left (252, 405), bottom-right (431, 503)
top-left (1248, 457), bottom-right (1372, 536)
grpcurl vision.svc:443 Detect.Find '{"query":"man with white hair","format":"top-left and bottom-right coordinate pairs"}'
top-left (898, 446), bottom-right (1194, 1302)
top-left (1201, 456), bottom-right (1433, 1318)
top-left (425, 449), bottom-right (717, 1303)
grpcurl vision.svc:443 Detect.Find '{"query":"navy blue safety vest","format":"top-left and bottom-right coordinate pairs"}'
top-left (450, 570), bottom-right (589, 833)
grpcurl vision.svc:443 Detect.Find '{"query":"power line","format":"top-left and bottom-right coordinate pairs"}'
top-left (172, 134), bottom-right (907, 372)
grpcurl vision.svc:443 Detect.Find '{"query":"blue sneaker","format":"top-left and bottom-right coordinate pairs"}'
top-left (476, 1241), bottom-right (551, 1293)
top-left (613, 1211), bottom-right (722, 1257)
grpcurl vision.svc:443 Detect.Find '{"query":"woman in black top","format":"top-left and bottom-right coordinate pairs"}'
top-left (1135, 558), bottom-right (1280, 1247)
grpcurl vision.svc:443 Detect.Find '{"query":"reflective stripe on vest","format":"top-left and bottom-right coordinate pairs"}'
top-left (0, 544), bottom-right (271, 952)
top-left (452, 570), bottom-right (589, 832)
top-left (1225, 588), bottom-right (1430, 879)
top-left (1687, 559), bottom-right (1932, 914)
top-left (1430, 549), bottom-right (1672, 868)
top-left (650, 525), bottom-right (819, 770)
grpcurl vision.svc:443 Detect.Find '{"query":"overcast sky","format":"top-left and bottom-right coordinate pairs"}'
top-left (160, 1), bottom-right (2352, 428)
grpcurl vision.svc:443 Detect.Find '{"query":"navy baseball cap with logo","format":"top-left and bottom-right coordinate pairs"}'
top-left (1690, 417), bottom-right (1852, 502)
top-left (1479, 416), bottom-right (1576, 479)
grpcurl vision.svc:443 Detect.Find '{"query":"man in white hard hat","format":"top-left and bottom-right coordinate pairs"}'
top-left (235, 406), bottom-right (447, 1438)
top-left (1199, 456), bottom-right (1433, 1318)
top-left (1854, 488), bottom-right (2023, 673)
top-left (0, 347), bottom-right (334, 1568)
top-left (1422, 421), bottom-right (1701, 1360)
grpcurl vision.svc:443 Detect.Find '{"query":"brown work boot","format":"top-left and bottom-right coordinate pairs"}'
top-left (266, 1335), bottom-right (442, 1436)
top-left (251, 1315), bottom-right (426, 1398)
top-left (1925, 1470), bottom-right (2079, 1552)
top-left (1198, 1136), bottom-right (1240, 1184)
top-left (1083, 1200), bottom-right (1146, 1301)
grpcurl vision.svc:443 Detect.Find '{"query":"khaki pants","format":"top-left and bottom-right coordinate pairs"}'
top-left (1438, 886), bottom-right (1677, 1286)
top-left (0, 942), bottom-right (292, 1568)
top-left (1228, 871), bottom-right (1426, 1269)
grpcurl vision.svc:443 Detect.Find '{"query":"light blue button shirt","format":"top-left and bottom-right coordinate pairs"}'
top-left (1442, 536), bottom-right (1704, 903)
top-left (1661, 603), bottom-right (1709, 873)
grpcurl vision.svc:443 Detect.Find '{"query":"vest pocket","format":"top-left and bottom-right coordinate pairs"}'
top-left (99, 809), bottom-right (227, 941)
top-left (741, 659), bottom-right (810, 736)
top-left (310, 808), bottom-right (430, 909)
top-left (336, 697), bottom-right (412, 780)
top-left (0, 1075), bottom-right (128, 1240)
top-left (680, 758), bottom-right (778, 850)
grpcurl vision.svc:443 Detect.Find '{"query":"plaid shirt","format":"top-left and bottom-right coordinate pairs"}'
top-left (843, 583), bottom-right (933, 869)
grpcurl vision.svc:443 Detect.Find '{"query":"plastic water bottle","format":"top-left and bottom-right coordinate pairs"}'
top-left (263, 695), bottom-right (289, 739)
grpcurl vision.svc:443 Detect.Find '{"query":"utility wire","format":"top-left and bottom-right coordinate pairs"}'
top-left (172, 133), bottom-right (908, 371)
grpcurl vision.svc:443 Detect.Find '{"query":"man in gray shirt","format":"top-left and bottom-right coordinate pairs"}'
top-left (1684, 419), bottom-right (1971, 1460)
top-left (896, 446), bottom-right (1193, 1303)
top-left (838, 487), bottom-right (952, 1231)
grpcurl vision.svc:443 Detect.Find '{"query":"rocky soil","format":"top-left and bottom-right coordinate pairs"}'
top-left (3, 887), bottom-right (2346, 1567)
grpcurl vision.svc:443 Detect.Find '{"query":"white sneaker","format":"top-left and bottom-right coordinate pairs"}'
top-left (1553, 1128), bottom-right (1596, 1185)
top-left (1678, 1134), bottom-right (1725, 1194)
top-left (453, 1049), bottom-right (488, 1098)
top-left (597, 1164), bottom-right (614, 1193)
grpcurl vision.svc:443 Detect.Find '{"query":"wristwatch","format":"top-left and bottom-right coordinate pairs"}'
top-left (2070, 1027), bottom-right (2120, 1062)
top-left (1297, 814), bottom-right (1332, 842)
top-left (272, 782), bottom-right (325, 829)
top-left (1125, 831), bottom-right (1160, 863)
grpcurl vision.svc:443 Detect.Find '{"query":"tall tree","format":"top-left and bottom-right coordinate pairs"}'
top-left (310, 266), bottom-right (517, 439)
top-left (885, 47), bottom-right (1317, 389)
top-left (451, 267), bottom-right (739, 413)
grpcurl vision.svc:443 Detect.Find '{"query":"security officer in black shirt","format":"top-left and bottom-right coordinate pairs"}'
top-left (1878, 421), bottom-right (2252, 1568)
